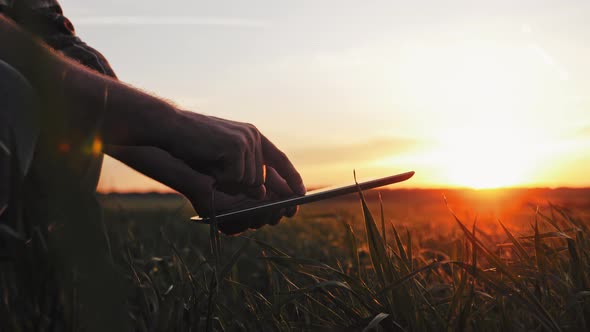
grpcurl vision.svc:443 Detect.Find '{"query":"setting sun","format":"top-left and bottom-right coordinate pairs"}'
top-left (393, 41), bottom-right (561, 189)
top-left (437, 125), bottom-right (541, 189)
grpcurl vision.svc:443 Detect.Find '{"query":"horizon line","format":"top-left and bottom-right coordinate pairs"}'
top-left (97, 185), bottom-right (590, 195)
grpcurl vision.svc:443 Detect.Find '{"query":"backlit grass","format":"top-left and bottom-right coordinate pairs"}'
top-left (1, 189), bottom-right (590, 331)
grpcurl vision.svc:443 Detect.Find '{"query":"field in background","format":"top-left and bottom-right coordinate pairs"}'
top-left (95, 188), bottom-right (590, 331)
top-left (4, 188), bottom-right (590, 331)
top-left (100, 187), bottom-right (590, 248)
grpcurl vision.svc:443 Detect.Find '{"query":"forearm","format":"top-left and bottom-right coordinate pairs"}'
top-left (0, 14), bottom-right (178, 148)
top-left (0, 15), bottom-right (305, 195)
top-left (105, 145), bottom-right (212, 200)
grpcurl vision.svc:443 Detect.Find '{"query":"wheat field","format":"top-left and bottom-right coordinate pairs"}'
top-left (2, 188), bottom-right (590, 331)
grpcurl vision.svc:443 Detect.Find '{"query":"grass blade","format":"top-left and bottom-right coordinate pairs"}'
top-left (499, 220), bottom-right (530, 261)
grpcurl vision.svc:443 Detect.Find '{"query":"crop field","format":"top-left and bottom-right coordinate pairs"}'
top-left (3, 188), bottom-right (590, 331)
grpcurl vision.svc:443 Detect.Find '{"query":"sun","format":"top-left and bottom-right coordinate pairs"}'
top-left (390, 41), bottom-right (554, 189)
top-left (437, 124), bottom-right (540, 189)
top-left (371, 123), bottom-right (545, 188)
top-left (370, 41), bottom-right (565, 189)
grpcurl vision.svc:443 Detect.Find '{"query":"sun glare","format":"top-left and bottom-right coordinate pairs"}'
top-left (437, 125), bottom-right (540, 189)
top-left (383, 41), bottom-right (558, 189)
top-left (429, 45), bottom-right (545, 189)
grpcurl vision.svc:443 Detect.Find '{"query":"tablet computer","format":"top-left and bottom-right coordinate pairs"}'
top-left (191, 170), bottom-right (414, 224)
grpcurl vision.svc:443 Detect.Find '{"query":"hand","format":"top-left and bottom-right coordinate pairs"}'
top-left (191, 167), bottom-right (299, 235)
top-left (105, 145), bottom-right (303, 235)
top-left (164, 111), bottom-right (306, 198)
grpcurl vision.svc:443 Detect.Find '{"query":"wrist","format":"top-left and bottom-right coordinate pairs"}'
top-left (140, 102), bottom-right (183, 149)
top-left (156, 110), bottom-right (215, 168)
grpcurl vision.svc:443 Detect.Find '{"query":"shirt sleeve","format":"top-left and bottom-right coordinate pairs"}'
top-left (1, 1), bottom-right (117, 79)
top-left (1, 1), bottom-right (72, 36)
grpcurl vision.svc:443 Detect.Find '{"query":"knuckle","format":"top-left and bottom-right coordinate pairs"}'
top-left (245, 123), bottom-right (258, 133)
top-left (226, 135), bottom-right (247, 156)
top-left (235, 134), bottom-right (249, 149)
top-left (243, 123), bottom-right (260, 142)
top-left (277, 151), bottom-right (289, 163)
top-left (247, 175), bottom-right (257, 186)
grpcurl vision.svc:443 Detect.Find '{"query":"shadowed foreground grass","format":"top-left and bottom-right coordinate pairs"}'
top-left (1, 189), bottom-right (590, 331)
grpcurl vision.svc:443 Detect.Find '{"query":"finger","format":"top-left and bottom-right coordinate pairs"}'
top-left (267, 208), bottom-right (286, 226)
top-left (265, 166), bottom-right (294, 197)
top-left (215, 149), bottom-right (246, 186)
top-left (285, 205), bottom-right (298, 218)
top-left (263, 191), bottom-right (286, 226)
top-left (219, 220), bottom-right (249, 235)
top-left (245, 184), bottom-right (266, 200)
top-left (243, 144), bottom-right (257, 187)
top-left (237, 127), bottom-right (264, 188)
top-left (247, 188), bottom-right (277, 229)
top-left (215, 183), bottom-right (243, 196)
top-left (261, 135), bottom-right (306, 196)
top-left (244, 137), bottom-right (266, 199)
top-left (218, 180), bottom-right (265, 199)
top-left (213, 189), bottom-right (269, 234)
top-left (248, 211), bottom-right (273, 229)
top-left (215, 193), bottom-right (255, 235)
top-left (252, 137), bottom-right (265, 187)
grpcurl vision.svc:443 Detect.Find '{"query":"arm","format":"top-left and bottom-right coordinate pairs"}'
top-left (0, 14), bottom-right (306, 229)
top-left (0, 14), bottom-right (171, 148)
top-left (105, 145), bottom-right (298, 234)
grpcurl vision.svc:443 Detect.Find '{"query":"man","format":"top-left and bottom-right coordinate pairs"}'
top-left (0, 1), bottom-right (305, 329)
top-left (0, 0), bottom-right (305, 234)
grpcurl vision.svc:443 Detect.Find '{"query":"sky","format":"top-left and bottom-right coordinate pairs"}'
top-left (58, 0), bottom-right (590, 191)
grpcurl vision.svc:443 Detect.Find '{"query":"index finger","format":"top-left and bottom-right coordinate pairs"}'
top-left (261, 135), bottom-right (306, 196)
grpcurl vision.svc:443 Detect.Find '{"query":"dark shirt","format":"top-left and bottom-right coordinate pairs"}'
top-left (0, 0), bottom-right (116, 78)
top-left (0, 0), bottom-right (60, 8)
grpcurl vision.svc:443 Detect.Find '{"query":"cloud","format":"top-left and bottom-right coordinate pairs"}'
top-left (290, 137), bottom-right (424, 166)
top-left (75, 16), bottom-right (268, 28)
